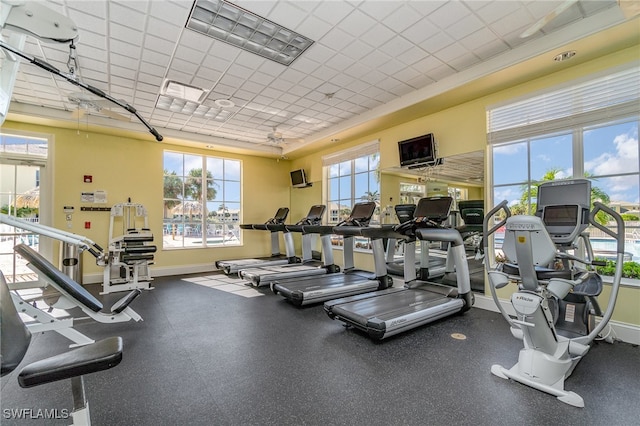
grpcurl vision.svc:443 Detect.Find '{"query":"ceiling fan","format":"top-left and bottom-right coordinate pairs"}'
top-left (264, 127), bottom-right (304, 145)
top-left (520, 0), bottom-right (639, 38)
top-left (67, 92), bottom-right (130, 122)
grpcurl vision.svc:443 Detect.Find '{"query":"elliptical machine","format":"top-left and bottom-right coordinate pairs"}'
top-left (483, 179), bottom-right (624, 407)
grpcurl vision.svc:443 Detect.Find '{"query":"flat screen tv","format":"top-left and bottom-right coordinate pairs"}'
top-left (398, 133), bottom-right (436, 168)
top-left (290, 169), bottom-right (308, 188)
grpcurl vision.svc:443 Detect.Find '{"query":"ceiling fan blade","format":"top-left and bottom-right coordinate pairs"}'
top-left (99, 108), bottom-right (131, 122)
top-left (283, 138), bottom-right (304, 144)
top-left (70, 108), bottom-right (86, 120)
top-left (520, 0), bottom-right (578, 38)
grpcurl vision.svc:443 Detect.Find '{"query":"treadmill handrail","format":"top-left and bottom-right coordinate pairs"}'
top-left (415, 228), bottom-right (464, 246)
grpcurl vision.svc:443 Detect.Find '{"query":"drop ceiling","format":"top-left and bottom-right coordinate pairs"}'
top-left (2, 0), bottom-right (638, 158)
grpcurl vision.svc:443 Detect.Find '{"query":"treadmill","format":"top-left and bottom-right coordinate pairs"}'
top-left (324, 196), bottom-right (474, 340)
top-left (385, 203), bottom-right (448, 280)
top-left (214, 207), bottom-right (296, 274)
top-left (271, 201), bottom-right (394, 306)
top-left (239, 205), bottom-right (341, 287)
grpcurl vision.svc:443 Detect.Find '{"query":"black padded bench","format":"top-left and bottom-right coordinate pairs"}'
top-left (1, 270), bottom-right (123, 425)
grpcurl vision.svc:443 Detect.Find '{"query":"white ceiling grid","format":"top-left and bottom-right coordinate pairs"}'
top-left (3, 0), bottom-right (624, 152)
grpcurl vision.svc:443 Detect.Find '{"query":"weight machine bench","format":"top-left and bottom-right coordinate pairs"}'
top-left (13, 243), bottom-right (142, 347)
top-left (1, 270), bottom-right (123, 426)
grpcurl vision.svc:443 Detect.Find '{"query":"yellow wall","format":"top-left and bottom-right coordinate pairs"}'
top-left (2, 45), bottom-right (637, 328)
top-left (1, 121), bottom-right (292, 275)
top-left (291, 46), bottom-right (639, 327)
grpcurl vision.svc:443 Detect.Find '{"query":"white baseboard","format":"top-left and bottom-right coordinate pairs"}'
top-left (81, 263), bottom-right (218, 285)
top-left (474, 294), bottom-right (640, 345)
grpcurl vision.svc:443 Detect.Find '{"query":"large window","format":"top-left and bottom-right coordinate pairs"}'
top-left (488, 65), bottom-right (640, 272)
top-left (323, 141), bottom-right (380, 249)
top-left (163, 151), bottom-right (241, 249)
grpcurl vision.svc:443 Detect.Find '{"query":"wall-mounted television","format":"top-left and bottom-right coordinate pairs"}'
top-left (290, 169), bottom-right (310, 188)
top-left (398, 133), bottom-right (437, 168)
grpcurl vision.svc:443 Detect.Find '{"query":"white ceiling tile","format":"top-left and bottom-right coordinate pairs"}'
top-left (445, 13), bottom-right (486, 40)
top-left (433, 42), bottom-right (470, 64)
top-left (146, 16), bottom-right (183, 43)
top-left (144, 35), bottom-right (177, 57)
top-left (379, 36), bottom-right (414, 58)
top-left (318, 28), bottom-right (357, 52)
top-left (382, 4), bottom-right (425, 33)
top-left (110, 0), bottom-right (150, 15)
top-left (66, 1), bottom-right (107, 19)
top-left (426, 63), bottom-right (457, 81)
top-left (413, 55), bottom-right (446, 74)
top-left (339, 39), bottom-right (374, 61)
top-left (268, 2), bottom-right (311, 32)
top-left (324, 53), bottom-right (356, 73)
top-left (109, 24), bottom-right (144, 46)
top-left (139, 61), bottom-right (168, 78)
top-left (311, 1), bottom-right (356, 26)
top-left (68, 10), bottom-right (107, 34)
top-left (172, 45), bottom-right (204, 64)
top-left (297, 15), bottom-right (333, 41)
top-left (108, 3), bottom-right (147, 31)
top-left (476, 0), bottom-right (522, 24)
top-left (290, 56), bottom-right (322, 74)
top-left (149, 0), bottom-right (191, 24)
top-left (343, 61), bottom-right (371, 79)
top-left (357, 1), bottom-right (399, 21)
top-left (76, 30), bottom-right (108, 51)
top-left (360, 24), bottom-right (396, 49)
top-left (110, 39), bottom-right (141, 59)
top-left (420, 31), bottom-right (455, 54)
top-left (406, 0), bottom-right (448, 16)
top-left (360, 69), bottom-right (386, 86)
top-left (429, 1), bottom-right (473, 29)
top-left (4, 0), bottom-right (621, 152)
top-left (339, 9), bottom-right (378, 38)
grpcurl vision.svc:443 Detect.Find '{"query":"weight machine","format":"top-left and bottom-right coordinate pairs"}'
top-left (103, 202), bottom-right (157, 295)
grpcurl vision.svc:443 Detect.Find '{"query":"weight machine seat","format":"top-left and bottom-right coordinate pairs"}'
top-left (14, 243), bottom-right (102, 312)
top-left (18, 337), bottom-right (123, 388)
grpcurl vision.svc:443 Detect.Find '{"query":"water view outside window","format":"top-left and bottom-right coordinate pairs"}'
top-left (163, 151), bottom-right (241, 249)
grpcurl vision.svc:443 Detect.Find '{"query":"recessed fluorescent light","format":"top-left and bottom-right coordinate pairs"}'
top-left (186, 0), bottom-right (314, 66)
top-left (162, 80), bottom-right (208, 103)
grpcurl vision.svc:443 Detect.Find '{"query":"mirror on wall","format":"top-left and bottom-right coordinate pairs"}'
top-left (380, 151), bottom-right (486, 294)
top-left (381, 150), bottom-right (484, 210)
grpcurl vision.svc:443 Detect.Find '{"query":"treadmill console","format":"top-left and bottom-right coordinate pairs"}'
top-left (393, 197), bottom-right (453, 235)
top-left (394, 204), bottom-right (416, 224)
top-left (297, 204), bottom-right (326, 226)
top-left (414, 196), bottom-right (453, 226)
top-left (267, 207), bottom-right (290, 224)
top-left (340, 201), bottom-right (377, 227)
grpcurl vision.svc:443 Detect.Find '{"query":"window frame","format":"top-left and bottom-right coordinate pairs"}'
top-left (162, 150), bottom-right (242, 250)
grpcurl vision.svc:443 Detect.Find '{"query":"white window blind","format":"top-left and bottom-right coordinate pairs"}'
top-left (487, 63), bottom-right (640, 144)
top-left (322, 140), bottom-right (379, 166)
